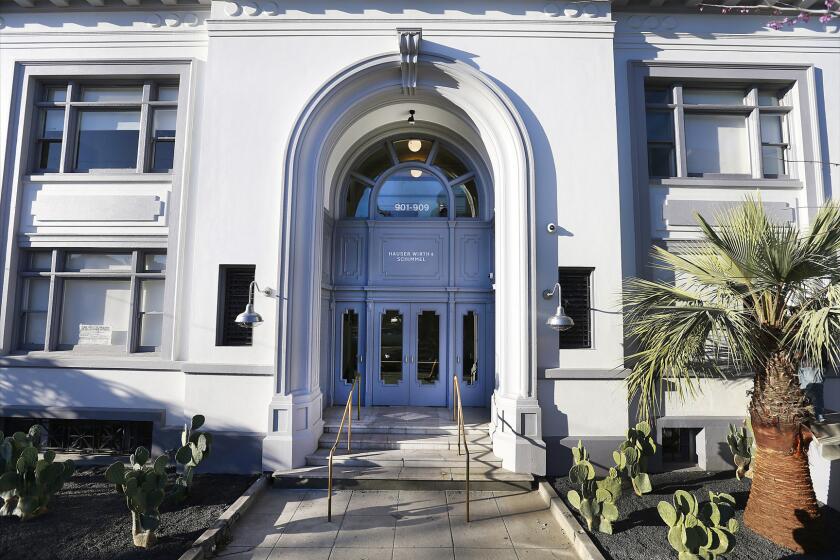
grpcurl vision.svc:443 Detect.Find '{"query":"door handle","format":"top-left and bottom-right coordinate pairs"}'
top-left (456, 356), bottom-right (461, 364)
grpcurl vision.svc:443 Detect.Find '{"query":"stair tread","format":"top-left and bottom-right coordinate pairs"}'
top-left (274, 465), bottom-right (533, 482)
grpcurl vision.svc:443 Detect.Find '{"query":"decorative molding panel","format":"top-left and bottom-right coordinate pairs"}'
top-left (663, 200), bottom-right (794, 227)
top-left (32, 194), bottom-right (164, 222)
top-left (625, 14), bottom-right (678, 30)
top-left (397, 28), bottom-right (422, 96)
top-left (225, 0), bottom-right (278, 17)
top-left (147, 12), bottom-right (202, 28)
top-left (543, 1), bottom-right (610, 19)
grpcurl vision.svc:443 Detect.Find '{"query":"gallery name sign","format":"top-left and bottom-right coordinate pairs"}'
top-left (387, 250), bottom-right (435, 263)
top-left (379, 236), bottom-right (443, 281)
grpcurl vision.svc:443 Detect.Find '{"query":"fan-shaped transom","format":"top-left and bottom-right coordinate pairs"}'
top-left (343, 135), bottom-right (481, 220)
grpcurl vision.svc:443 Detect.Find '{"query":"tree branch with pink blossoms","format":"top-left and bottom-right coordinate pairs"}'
top-left (699, 0), bottom-right (839, 29)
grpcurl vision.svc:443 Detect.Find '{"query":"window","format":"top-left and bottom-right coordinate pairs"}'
top-left (557, 267), bottom-right (593, 350)
top-left (217, 265), bottom-right (256, 347)
top-left (343, 136), bottom-right (481, 219)
top-left (32, 81), bottom-right (179, 174)
top-left (17, 250), bottom-right (166, 353)
top-left (644, 84), bottom-right (791, 179)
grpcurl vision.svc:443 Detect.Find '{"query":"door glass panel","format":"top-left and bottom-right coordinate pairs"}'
top-left (416, 310), bottom-right (440, 385)
top-left (380, 309), bottom-right (403, 385)
top-left (341, 310), bottom-right (360, 384)
top-left (463, 311), bottom-right (479, 385)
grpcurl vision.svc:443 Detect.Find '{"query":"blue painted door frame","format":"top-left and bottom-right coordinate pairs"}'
top-left (333, 301), bottom-right (366, 405)
top-left (454, 302), bottom-right (488, 406)
top-left (368, 302), bottom-right (449, 406)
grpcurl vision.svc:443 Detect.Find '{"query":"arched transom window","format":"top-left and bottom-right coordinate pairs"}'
top-left (344, 136), bottom-right (481, 219)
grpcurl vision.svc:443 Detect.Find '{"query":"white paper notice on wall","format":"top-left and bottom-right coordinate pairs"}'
top-left (78, 325), bottom-right (112, 346)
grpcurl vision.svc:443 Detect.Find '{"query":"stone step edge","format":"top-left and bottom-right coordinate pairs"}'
top-left (271, 471), bottom-right (533, 492)
top-left (305, 458), bottom-right (503, 468)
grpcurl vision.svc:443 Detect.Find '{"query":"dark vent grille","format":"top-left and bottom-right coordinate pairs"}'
top-left (558, 267), bottom-right (593, 349)
top-left (218, 265), bottom-right (255, 346)
top-left (0, 417), bottom-right (152, 455)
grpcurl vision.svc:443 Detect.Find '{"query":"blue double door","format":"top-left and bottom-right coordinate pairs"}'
top-left (334, 301), bottom-right (489, 407)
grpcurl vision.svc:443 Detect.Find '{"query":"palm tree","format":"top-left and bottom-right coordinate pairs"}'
top-left (622, 198), bottom-right (839, 552)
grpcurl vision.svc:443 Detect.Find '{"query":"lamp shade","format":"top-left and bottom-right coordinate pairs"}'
top-left (546, 305), bottom-right (574, 332)
top-left (235, 303), bottom-right (264, 328)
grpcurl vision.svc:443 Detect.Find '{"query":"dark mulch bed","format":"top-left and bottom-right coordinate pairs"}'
top-left (0, 466), bottom-right (256, 560)
top-left (551, 470), bottom-right (840, 560)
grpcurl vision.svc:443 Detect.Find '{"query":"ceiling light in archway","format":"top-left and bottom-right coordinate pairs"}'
top-left (410, 169), bottom-right (423, 178)
top-left (408, 139), bottom-right (423, 152)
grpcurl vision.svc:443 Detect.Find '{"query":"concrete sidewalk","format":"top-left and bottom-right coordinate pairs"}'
top-left (215, 488), bottom-right (578, 560)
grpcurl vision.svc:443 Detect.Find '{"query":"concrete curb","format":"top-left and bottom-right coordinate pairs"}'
top-left (178, 474), bottom-right (269, 560)
top-left (538, 480), bottom-right (607, 560)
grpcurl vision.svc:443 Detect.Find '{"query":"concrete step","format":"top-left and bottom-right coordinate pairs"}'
top-left (323, 423), bottom-right (489, 436)
top-left (318, 432), bottom-right (493, 452)
top-left (272, 465), bottom-right (533, 491)
top-left (305, 447), bottom-right (502, 468)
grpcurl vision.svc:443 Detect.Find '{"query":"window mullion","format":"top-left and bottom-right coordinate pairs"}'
top-left (136, 83), bottom-right (152, 173)
top-left (127, 251), bottom-right (140, 353)
top-left (746, 87), bottom-right (763, 179)
top-left (44, 249), bottom-right (63, 351)
top-left (59, 82), bottom-right (77, 174)
top-left (427, 141), bottom-right (440, 166)
top-left (672, 85), bottom-right (687, 178)
top-left (386, 141), bottom-right (399, 166)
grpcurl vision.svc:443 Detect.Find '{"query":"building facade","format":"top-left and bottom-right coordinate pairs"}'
top-left (0, 0), bottom-right (837, 503)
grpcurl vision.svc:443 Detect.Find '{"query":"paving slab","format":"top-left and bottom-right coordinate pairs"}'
top-left (215, 546), bottom-right (272, 560)
top-left (394, 513), bottom-right (452, 548)
top-left (334, 515), bottom-right (398, 548)
top-left (275, 516), bottom-right (343, 548)
top-left (453, 549), bottom-right (519, 560)
top-left (449, 515), bottom-right (514, 549)
top-left (329, 548), bottom-right (393, 560)
top-left (266, 549), bottom-right (332, 560)
top-left (216, 487), bottom-right (578, 560)
top-left (345, 490), bottom-right (399, 516)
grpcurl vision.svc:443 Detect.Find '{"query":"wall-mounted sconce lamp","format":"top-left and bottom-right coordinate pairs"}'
top-left (542, 282), bottom-right (574, 332)
top-left (235, 281), bottom-right (278, 328)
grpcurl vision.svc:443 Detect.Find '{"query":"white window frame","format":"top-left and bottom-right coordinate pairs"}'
top-left (31, 80), bottom-right (179, 175)
top-left (629, 62), bottom-right (826, 278)
top-left (0, 60), bottom-right (191, 361)
top-left (644, 83), bottom-right (793, 180)
top-left (16, 249), bottom-right (166, 355)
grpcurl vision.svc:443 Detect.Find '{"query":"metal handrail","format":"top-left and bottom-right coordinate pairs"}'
top-left (328, 373), bottom-right (361, 522)
top-left (452, 375), bottom-right (470, 522)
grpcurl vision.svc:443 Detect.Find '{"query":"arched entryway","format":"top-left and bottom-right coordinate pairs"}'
top-left (263, 52), bottom-right (546, 476)
top-left (329, 133), bottom-right (494, 408)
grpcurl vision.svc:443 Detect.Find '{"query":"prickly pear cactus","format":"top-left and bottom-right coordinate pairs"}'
top-left (0, 425), bottom-right (75, 520)
top-left (171, 414), bottom-right (213, 501)
top-left (617, 421), bottom-right (656, 496)
top-left (106, 446), bottom-right (168, 548)
top-left (657, 489), bottom-right (739, 559)
top-left (726, 420), bottom-right (754, 481)
top-left (566, 440), bottom-right (621, 534)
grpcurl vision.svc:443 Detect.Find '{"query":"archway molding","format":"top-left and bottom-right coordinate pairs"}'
top-left (264, 51), bottom-right (545, 474)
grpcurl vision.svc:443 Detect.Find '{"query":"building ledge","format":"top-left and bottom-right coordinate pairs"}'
top-left (541, 368), bottom-right (629, 380)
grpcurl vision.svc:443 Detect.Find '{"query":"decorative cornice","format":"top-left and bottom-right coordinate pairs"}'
top-left (543, 1), bottom-right (611, 19)
top-left (397, 28), bottom-right (421, 96)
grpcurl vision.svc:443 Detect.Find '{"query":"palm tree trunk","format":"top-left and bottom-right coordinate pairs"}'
top-left (743, 351), bottom-right (823, 552)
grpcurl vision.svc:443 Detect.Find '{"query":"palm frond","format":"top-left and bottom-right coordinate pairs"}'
top-left (623, 277), bottom-right (763, 421)
top-left (783, 283), bottom-right (840, 368)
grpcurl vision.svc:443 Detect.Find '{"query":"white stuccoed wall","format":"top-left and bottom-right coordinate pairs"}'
top-left (0, 3), bottom-right (837, 478)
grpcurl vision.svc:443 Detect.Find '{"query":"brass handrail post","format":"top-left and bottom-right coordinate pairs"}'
top-left (328, 376), bottom-right (357, 522)
top-left (453, 376), bottom-right (470, 522)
